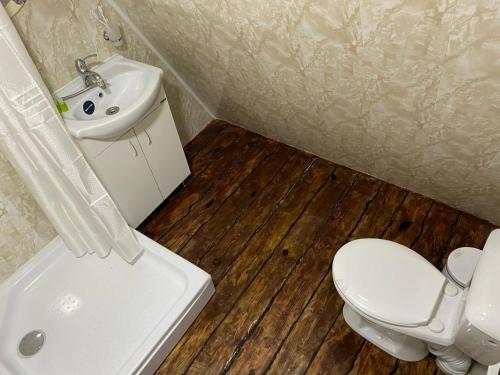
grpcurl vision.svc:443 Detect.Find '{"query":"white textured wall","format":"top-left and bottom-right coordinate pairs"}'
top-left (0, 153), bottom-right (56, 282)
top-left (113, 0), bottom-right (500, 225)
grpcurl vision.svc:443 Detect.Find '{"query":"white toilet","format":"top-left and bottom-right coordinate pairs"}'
top-left (332, 230), bottom-right (500, 375)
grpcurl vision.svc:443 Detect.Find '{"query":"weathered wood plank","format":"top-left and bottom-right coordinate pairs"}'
top-left (381, 192), bottom-right (433, 245)
top-left (200, 151), bottom-right (314, 284)
top-left (179, 144), bottom-right (295, 265)
top-left (183, 120), bottom-right (226, 163)
top-left (185, 121), bottom-right (243, 177)
top-left (306, 313), bottom-right (365, 375)
top-left (140, 124), bottom-right (247, 241)
top-left (347, 342), bottom-right (397, 375)
top-left (393, 356), bottom-right (439, 375)
top-left (261, 183), bottom-right (406, 375)
top-left (350, 184), bottom-right (408, 240)
top-left (186, 165), bottom-right (355, 374)
top-left (267, 276), bottom-right (343, 375)
top-left (161, 134), bottom-right (278, 251)
top-left (228, 174), bottom-right (382, 375)
top-left (411, 203), bottom-right (460, 266)
top-left (155, 159), bottom-right (334, 375)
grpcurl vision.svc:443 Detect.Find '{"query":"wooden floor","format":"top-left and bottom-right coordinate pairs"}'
top-left (139, 120), bottom-right (495, 375)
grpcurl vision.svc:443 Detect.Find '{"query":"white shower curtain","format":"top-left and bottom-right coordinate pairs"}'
top-left (0, 7), bottom-right (143, 263)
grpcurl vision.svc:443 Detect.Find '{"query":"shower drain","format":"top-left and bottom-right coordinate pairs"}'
top-left (18, 330), bottom-right (45, 357)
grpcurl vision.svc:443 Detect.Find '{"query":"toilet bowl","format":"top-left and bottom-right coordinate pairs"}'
top-left (332, 230), bottom-right (500, 375)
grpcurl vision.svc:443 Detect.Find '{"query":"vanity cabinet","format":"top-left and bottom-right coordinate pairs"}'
top-left (77, 87), bottom-right (190, 227)
top-left (134, 102), bottom-right (190, 199)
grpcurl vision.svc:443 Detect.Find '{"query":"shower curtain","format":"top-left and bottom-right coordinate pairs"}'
top-left (0, 7), bottom-right (143, 263)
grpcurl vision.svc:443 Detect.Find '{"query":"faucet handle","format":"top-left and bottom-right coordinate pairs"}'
top-left (75, 54), bottom-right (97, 74)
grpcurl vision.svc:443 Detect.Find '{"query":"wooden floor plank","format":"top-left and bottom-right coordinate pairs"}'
top-left (140, 124), bottom-right (246, 241)
top-left (186, 164), bottom-right (354, 374)
top-left (200, 151), bottom-right (314, 284)
top-left (350, 184), bottom-right (409, 240)
top-left (381, 192), bottom-right (434, 246)
top-left (183, 120), bottom-right (226, 162)
top-left (156, 159), bottom-right (335, 375)
top-left (262, 183), bottom-right (406, 375)
top-left (137, 121), bottom-right (498, 375)
top-left (267, 275), bottom-right (343, 375)
top-left (227, 174), bottom-right (381, 375)
top-left (394, 356), bottom-right (440, 375)
top-left (348, 342), bottom-right (397, 375)
top-left (306, 313), bottom-right (365, 375)
top-left (161, 134), bottom-right (277, 251)
top-left (411, 203), bottom-right (460, 266)
top-left (179, 144), bottom-right (295, 265)
top-left (183, 121), bottom-right (243, 177)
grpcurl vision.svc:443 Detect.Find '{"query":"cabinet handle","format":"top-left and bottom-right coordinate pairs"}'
top-left (145, 129), bottom-right (152, 145)
top-left (129, 141), bottom-right (138, 157)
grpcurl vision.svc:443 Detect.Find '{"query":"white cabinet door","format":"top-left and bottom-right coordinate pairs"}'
top-left (134, 98), bottom-right (190, 199)
top-left (89, 130), bottom-right (163, 228)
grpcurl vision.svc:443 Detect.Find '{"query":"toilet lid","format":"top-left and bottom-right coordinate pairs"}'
top-left (332, 239), bottom-right (446, 327)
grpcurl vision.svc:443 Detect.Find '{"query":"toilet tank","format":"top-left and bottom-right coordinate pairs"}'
top-left (455, 229), bottom-right (500, 365)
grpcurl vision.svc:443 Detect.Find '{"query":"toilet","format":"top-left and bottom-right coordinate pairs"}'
top-left (332, 230), bottom-right (500, 375)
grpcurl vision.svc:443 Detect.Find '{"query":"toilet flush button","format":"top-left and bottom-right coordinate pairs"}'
top-left (444, 283), bottom-right (459, 297)
top-left (428, 318), bottom-right (445, 333)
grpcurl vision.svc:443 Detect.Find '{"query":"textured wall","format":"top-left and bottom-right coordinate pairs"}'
top-left (114, 0), bottom-right (500, 224)
top-left (0, 154), bottom-right (56, 282)
top-left (0, 0), bottom-right (212, 282)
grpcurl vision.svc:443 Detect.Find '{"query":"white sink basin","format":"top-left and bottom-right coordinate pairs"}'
top-left (56, 55), bottom-right (163, 140)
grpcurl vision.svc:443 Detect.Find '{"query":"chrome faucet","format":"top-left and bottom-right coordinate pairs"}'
top-left (61, 54), bottom-right (107, 101)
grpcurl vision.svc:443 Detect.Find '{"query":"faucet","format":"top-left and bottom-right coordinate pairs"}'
top-left (61, 54), bottom-right (107, 101)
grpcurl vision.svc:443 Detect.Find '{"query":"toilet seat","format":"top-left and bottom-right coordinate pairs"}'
top-left (332, 239), bottom-right (446, 327)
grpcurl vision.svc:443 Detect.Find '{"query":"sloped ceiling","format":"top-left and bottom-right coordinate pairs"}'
top-left (112, 0), bottom-right (500, 224)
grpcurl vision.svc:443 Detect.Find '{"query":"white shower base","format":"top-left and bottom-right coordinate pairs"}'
top-left (0, 230), bottom-right (214, 375)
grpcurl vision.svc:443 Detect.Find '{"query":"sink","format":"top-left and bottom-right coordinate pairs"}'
top-left (56, 55), bottom-right (163, 140)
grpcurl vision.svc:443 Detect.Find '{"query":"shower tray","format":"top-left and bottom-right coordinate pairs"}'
top-left (0, 230), bottom-right (214, 375)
